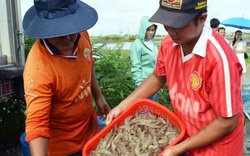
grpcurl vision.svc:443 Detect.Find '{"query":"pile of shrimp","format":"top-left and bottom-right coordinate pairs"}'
top-left (90, 112), bottom-right (180, 156)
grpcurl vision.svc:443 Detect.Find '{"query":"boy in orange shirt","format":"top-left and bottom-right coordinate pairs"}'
top-left (22, 0), bottom-right (110, 155)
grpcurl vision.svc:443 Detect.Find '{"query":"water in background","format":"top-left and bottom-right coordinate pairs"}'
top-left (93, 42), bottom-right (132, 51)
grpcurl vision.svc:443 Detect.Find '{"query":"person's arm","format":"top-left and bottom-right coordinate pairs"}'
top-left (29, 137), bottom-right (48, 156)
top-left (106, 73), bottom-right (166, 124)
top-left (233, 42), bottom-right (246, 53)
top-left (24, 41), bottom-right (52, 156)
top-left (130, 44), bottom-right (143, 86)
top-left (91, 67), bottom-right (111, 117)
top-left (236, 45), bottom-right (246, 53)
top-left (163, 114), bottom-right (239, 156)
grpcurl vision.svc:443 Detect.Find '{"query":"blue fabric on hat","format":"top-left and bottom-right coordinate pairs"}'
top-left (23, 0), bottom-right (98, 39)
top-left (37, 1), bottom-right (78, 19)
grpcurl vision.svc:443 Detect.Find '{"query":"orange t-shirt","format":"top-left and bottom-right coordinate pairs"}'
top-left (23, 31), bottom-right (99, 155)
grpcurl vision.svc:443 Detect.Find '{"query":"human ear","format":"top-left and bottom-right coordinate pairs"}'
top-left (200, 13), bottom-right (207, 23)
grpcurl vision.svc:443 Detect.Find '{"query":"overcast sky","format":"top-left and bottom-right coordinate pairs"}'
top-left (21, 0), bottom-right (250, 36)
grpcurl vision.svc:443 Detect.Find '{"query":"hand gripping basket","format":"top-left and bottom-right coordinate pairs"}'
top-left (83, 99), bottom-right (186, 156)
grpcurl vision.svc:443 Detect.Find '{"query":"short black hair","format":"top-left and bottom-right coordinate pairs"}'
top-left (210, 18), bottom-right (220, 28)
top-left (218, 27), bottom-right (225, 32)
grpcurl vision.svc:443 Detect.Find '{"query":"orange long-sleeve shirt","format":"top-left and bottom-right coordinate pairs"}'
top-left (23, 31), bottom-right (99, 155)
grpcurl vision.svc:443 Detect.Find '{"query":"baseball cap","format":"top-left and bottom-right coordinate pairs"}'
top-left (149, 0), bottom-right (207, 28)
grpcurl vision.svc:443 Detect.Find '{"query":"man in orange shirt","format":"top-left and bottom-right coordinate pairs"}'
top-left (22, 0), bottom-right (110, 155)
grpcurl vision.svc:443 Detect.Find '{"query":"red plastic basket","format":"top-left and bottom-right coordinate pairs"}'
top-left (83, 99), bottom-right (186, 156)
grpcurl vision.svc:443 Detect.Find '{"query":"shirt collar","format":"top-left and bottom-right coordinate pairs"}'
top-left (172, 21), bottom-right (212, 58)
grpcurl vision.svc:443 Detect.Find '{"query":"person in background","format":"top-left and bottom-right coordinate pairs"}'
top-left (210, 18), bottom-right (220, 31)
top-left (22, 0), bottom-right (110, 155)
top-left (130, 16), bottom-right (159, 101)
top-left (231, 30), bottom-right (247, 74)
top-left (218, 27), bottom-right (229, 44)
top-left (107, 0), bottom-right (244, 155)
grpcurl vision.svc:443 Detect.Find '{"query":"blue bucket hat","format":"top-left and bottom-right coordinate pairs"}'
top-left (23, 0), bottom-right (98, 39)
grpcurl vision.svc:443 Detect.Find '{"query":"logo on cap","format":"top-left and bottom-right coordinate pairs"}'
top-left (195, 1), bottom-right (206, 10)
top-left (161, 0), bottom-right (207, 11)
top-left (161, 0), bottom-right (183, 10)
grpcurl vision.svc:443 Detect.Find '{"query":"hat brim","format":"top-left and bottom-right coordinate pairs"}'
top-left (149, 7), bottom-right (198, 29)
top-left (23, 1), bottom-right (98, 39)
